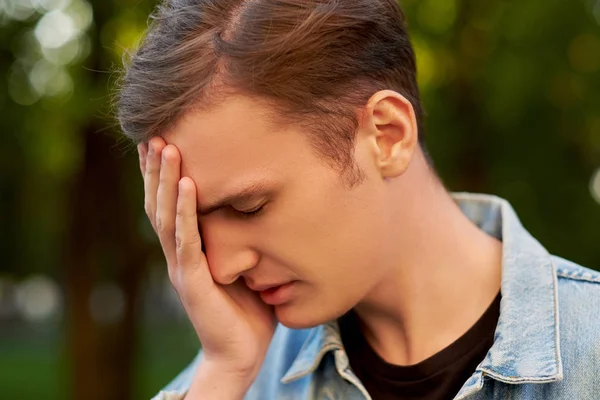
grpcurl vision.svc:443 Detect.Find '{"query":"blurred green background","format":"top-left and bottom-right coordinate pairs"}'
top-left (0, 0), bottom-right (598, 399)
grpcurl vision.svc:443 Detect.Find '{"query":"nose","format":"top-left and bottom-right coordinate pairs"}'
top-left (200, 221), bottom-right (260, 285)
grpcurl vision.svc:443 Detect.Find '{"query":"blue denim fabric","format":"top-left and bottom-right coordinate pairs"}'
top-left (155, 193), bottom-right (600, 399)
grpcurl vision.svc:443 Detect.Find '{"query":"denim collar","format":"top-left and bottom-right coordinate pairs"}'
top-left (282, 193), bottom-right (563, 387)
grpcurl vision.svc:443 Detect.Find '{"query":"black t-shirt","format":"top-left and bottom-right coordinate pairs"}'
top-left (338, 293), bottom-right (501, 400)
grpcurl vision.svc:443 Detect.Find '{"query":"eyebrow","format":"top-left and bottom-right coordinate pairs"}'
top-left (197, 181), bottom-right (271, 217)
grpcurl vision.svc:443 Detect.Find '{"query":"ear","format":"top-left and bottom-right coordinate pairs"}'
top-left (358, 90), bottom-right (419, 179)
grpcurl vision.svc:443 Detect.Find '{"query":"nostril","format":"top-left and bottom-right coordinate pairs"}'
top-left (243, 276), bottom-right (254, 288)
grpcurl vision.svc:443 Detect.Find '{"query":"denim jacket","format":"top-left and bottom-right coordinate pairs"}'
top-left (154, 193), bottom-right (600, 399)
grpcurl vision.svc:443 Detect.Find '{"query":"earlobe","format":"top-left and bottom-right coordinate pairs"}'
top-left (380, 145), bottom-right (408, 177)
top-left (366, 90), bottom-right (418, 179)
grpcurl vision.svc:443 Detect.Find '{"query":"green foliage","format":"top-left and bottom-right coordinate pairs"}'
top-left (401, 0), bottom-right (600, 267)
top-left (0, 0), bottom-right (598, 398)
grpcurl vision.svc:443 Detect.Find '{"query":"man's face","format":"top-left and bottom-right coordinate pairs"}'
top-left (165, 95), bottom-right (393, 328)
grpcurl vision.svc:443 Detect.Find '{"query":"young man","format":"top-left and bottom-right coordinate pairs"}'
top-left (118, 1), bottom-right (600, 399)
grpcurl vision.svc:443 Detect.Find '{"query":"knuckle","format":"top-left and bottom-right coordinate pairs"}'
top-left (175, 234), bottom-right (184, 251)
top-left (168, 275), bottom-right (183, 299)
top-left (144, 203), bottom-right (153, 218)
top-left (167, 266), bottom-right (178, 287)
top-left (155, 215), bottom-right (166, 233)
top-left (187, 232), bottom-right (201, 246)
top-left (175, 232), bottom-right (201, 254)
top-left (146, 160), bottom-right (158, 175)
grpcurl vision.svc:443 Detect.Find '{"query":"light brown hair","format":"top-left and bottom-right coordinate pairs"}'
top-left (117, 0), bottom-right (426, 185)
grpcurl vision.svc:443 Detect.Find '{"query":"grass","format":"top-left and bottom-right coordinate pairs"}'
top-left (0, 320), bottom-right (200, 400)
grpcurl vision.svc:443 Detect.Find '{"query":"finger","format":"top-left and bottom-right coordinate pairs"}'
top-left (144, 137), bottom-right (166, 226)
top-left (156, 145), bottom-right (181, 266)
top-left (137, 142), bottom-right (148, 176)
top-left (174, 177), bottom-right (210, 289)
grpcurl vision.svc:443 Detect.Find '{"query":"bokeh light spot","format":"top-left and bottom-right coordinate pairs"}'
top-left (0, 0), bottom-right (37, 21)
top-left (67, 0), bottom-right (93, 32)
top-left (29, 59), bottom-right (73, 97)
top-left (35, 9), bottom-right (78, 49)
top-left (41, 37), bottom-right (80, 65)
top-left (33, 0), bottom-right (71, 12)
top-left (90, 283), bottom-right (126, 325)
top-left (15, 275), bottom-right (62, 322)
top-left (8, 64), bottom-right (40, 105)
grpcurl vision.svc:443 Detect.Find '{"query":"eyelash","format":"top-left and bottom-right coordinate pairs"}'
top-left (234, 204), bottom-right (265, 218)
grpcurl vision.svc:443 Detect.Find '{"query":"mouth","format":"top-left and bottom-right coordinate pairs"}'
top-left (252, 281), bottom-right (297, 305)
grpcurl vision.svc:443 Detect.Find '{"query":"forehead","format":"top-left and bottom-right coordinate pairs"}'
top-left (162, 95), bottom-right (316, 199)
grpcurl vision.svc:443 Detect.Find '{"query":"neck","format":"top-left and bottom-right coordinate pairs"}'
top-left (353, 152), bottom-right (502, 366)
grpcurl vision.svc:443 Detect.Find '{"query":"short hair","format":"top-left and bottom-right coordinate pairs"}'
top-left (117, 0), bottom-right (425, 185)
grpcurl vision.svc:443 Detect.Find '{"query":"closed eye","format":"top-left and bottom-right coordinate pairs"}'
top-left (232, 204), bottom-right (265, 219)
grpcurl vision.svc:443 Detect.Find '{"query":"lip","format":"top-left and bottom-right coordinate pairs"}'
top-left (255, 281), bottom-right (296, 306)
top-left (249, 282), bottom-right (290, 292)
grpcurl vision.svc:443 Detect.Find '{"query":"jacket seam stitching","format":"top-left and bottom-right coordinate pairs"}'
top-left (556, 270), bottom-right (600, 284)
top-left (550, 259), bottom-right (564, 380)
top-left (478, 367), bottom-right (560, 383)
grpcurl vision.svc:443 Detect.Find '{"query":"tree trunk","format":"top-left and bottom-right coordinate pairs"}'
top-left (64, 123), bottom-right (148, 400)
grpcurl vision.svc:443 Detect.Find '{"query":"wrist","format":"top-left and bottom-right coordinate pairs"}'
top-left (185, 361), bottom-right (256, 400)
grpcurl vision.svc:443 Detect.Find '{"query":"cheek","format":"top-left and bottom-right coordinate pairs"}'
top-left (258, 168), bottom-right (388, 279)
top-left (290, 197), bottom-right (388, 296)
top-left (270, 214), bottom-right (388, 328)
top-left (314, 190), bottom-right (387, 273)
top-left (262, 194), bottom-right (383, 274)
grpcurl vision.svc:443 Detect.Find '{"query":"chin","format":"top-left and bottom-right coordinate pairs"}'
top-left (274, 301), bottom-right (345, 330)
